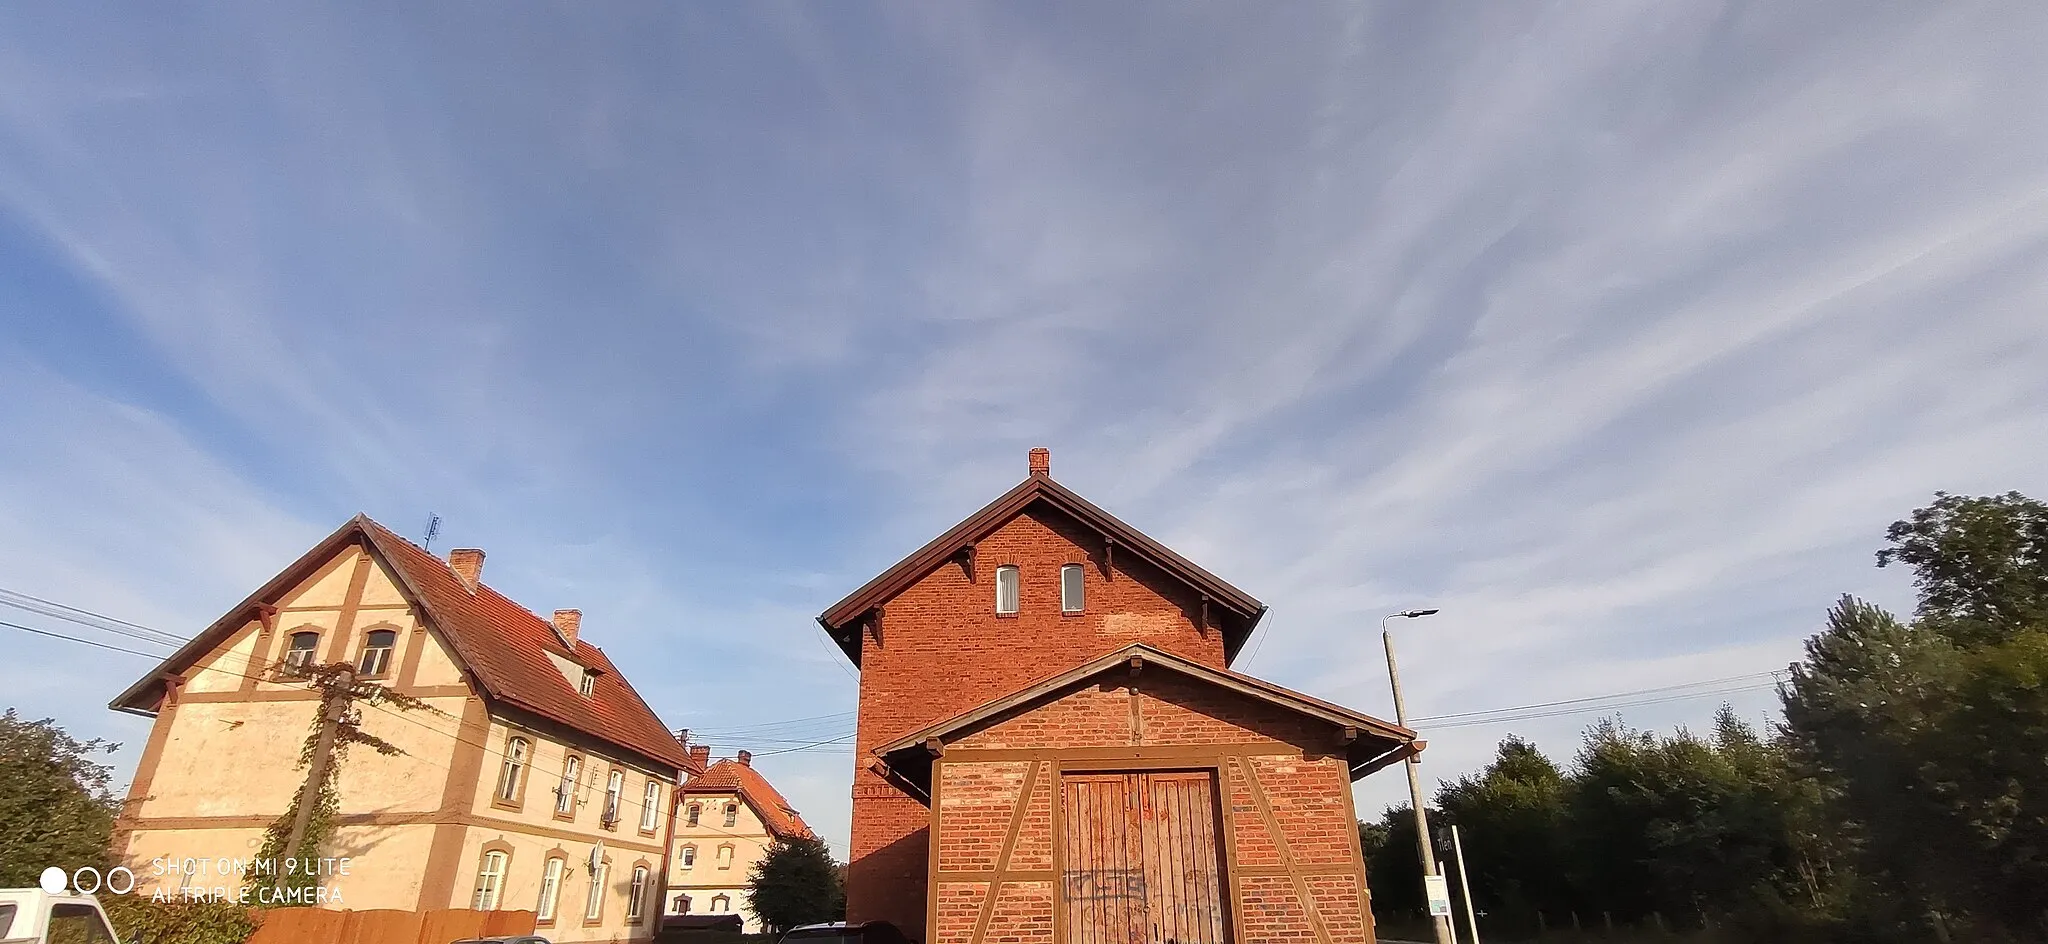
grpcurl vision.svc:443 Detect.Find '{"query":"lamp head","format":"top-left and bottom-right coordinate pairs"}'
top-left (1395, 608), bottom-right (1440, 619)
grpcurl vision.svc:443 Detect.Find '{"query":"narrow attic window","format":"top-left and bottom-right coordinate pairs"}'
top-left (995, 565), bottom-right (1020, 615)
top-left (1061, 564), bottom-right (1085, 613)
top-left (578, 670), bottom-right (596, 697)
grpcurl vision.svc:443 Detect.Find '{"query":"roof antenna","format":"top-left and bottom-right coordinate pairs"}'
top-left (422, 513), bottom-right (442, 552)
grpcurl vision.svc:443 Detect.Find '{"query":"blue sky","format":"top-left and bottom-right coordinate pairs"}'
top-left (4, 2), bottom-right (2046, 853)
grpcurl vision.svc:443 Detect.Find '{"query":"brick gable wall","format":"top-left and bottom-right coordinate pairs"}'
top-left (925, 671), bottom-right (1377, 944)
top-left (848, 505), bottom-right (1228, 938)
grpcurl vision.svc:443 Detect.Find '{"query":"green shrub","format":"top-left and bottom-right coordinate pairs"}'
top-left (100, 893), bottom-right (260, 944)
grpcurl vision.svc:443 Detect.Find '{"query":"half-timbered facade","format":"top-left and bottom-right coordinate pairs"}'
top-left (109, 516), bottom-right (695, 942)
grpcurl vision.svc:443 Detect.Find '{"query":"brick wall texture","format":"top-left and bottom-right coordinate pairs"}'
top-left (846, 501), bottom-right (1375, 943)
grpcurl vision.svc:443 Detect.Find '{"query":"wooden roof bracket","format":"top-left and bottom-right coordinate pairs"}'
top-left (254, 603), bottom-right (279, 636)
top-left (924, 737), bottom-right (944, 758)
top-left (866, 607), bottom-right (883, 649)
top-left (1103, 537), bottom-right (1116, 579)
top-left (1198, 595), bottom-right (1211, 636)
top-left (1128, 654), bottom-right (1144, 677)
top-left (958, 543), bottom-right (977, 584)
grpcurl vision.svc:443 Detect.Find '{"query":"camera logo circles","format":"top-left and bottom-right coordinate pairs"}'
top-left (38, 865), bottom-right (136, 896)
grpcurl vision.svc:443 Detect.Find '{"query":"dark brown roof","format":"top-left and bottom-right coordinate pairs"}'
top-left (111, 515), bottom-right (694, 773)
top-left (680, 758), bottom-right (816, 840)
top-left (872, 643), bottom-right (1418, 789)
top-left (817, 471), bottom-right (1267, 665)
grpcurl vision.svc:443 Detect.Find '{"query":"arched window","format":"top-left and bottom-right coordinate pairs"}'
top-left (640, 781), bottom-right (661, 831)
top-left (536, 857), bottom-right (565, 922)
top-left (711, 894), bottom-right (730, 913)
top-left (675, 894), bottom-right (692, 914)
top-left (723, 802), bottom-right (739, 828)
top-left (1061, 564), bottom-right (1084, 613)
top-left (716, 844), bottom-right (734, 870)
top-left (495, 737), bottom-right (528, 802)
top-left (472, 850), bottom-right (508, 910)
top-left (628, 866), bottom-right (649, 922)
top-left (584, 860), bottom-right (608, 921)
top-left (679, 845), bottom-right (696, 869)
top-left (995, 565), bottom-right (1020, 614)
top-left (604, 769), bottom-right (625, 826)
top-left (284, 631), bottom-right (320, 670)
top-left (357, 629), bottom-right (397, 676)
top-left (556, 755), bottom-right (582, 816)
top-left (686, 803), bottom-right (701, 827)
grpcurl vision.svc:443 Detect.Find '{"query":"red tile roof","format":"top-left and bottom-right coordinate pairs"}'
top-left (681, 758), bottom-right (815, 840)
top-left (113, 515), bottom-right (692, 774)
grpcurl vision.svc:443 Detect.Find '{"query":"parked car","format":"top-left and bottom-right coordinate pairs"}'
top-left (0, 888), bottom-right (129, 944)
top-left (448, 937), bottom-right (551, 944)
top-left (776, 921), bottom-right (911, 944)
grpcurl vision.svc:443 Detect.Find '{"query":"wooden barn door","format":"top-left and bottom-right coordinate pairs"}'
top-left (1063, 771), bottom-right (1228, 944)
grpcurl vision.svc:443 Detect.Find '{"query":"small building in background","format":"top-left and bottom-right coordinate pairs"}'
top-left (665, 747), bottom-right (818, 933)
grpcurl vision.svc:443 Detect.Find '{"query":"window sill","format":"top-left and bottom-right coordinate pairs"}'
top-left (638, 827), bottom-right (659, 838)
top-left (490, 798), bottom-right (523, 813)
top-left (994, 612), bottom-right (1018, 619)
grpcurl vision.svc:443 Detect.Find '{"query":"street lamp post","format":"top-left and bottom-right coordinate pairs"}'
top-left (1383, 608), bottom-right (1453, 944)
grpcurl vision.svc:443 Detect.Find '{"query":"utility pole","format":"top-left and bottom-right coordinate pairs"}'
top-left (1451, 825), bottom-right (1480, 944)
top-left (280, 665), bottom-right (355, 883)
top-left (1384, 609), bottom-right (1453, 944)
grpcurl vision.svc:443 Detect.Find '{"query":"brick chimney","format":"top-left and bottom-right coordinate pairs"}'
top-left (1028, 447), bottom-right (1050, 477)
top-left (448, 548), bottom-right (485, 590)
top-left (736, 750), bottom-right (753, 767)
top-left (689, 745), bottom-right (711, 770)
top-left (552, 609), bottom-right (581, 648)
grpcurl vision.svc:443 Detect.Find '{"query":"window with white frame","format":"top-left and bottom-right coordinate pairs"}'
top-left (578, 669), bottom-right (596, 696)
top-left (356, 629), bottom-right (396, 676)
top-left (284, 631), bottom-right (319, 671)
top-left (536, 857), bottom-right (565, 922)
top-left (472, 851), bottom-right (508, 911)
top-left (723, 802), bottom-right (739, 828)
top-left (628, 866), bottom-right (649, 922)
top-left (584, 861), bottom-right (608, 921)
top-left (495, 738), bottom-right (528, 802)
top-left (995, 565), bottom-right (1020, 614)
top-left (556, 755), bottom-right (581, 816)
top-left (604, 769), bottom-right (625, 826)
top-left (679, 845), bottom-right (696, 869)
top-left (640, 781), bottom-right (661, 831)
top-left (1061, 563), bottom-right (1084, 613)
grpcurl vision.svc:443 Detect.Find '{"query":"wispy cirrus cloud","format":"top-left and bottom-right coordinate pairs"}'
top-left (3, 0), bottom-right (2045, 838)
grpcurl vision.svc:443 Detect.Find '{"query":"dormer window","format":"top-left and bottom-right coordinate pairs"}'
top-left (995, 565), bottom-right (1020, 615)
top-left (578, 670), bottom-right (596, 697)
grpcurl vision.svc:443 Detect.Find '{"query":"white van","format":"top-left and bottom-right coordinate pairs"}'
top-left (0, 888), bottom-right (127, 944)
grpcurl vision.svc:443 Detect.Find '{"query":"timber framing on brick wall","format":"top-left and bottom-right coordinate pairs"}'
top-left (896, 645), bottom-right (1412, 944)
top-left (927, 746), bottom-right (1379, 944)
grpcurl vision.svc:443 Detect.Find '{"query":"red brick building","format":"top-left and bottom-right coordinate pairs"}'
top-left (817, 450), bottom-right (1420, 944)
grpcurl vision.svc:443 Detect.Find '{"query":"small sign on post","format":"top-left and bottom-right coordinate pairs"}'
top-left (1425, 875), bottom-right (1454, 917)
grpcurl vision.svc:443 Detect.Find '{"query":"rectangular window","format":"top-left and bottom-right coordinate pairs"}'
top-left (495, 738), bottom-right (528, 803)
top-left (680, 846), bottom-right (695, 869)
top-left (578, 670), bottom-right (596, 696)
top-left (585, 862), bottom-right (608, 921)
top-left (557, 756), bottom-right (581, 816)
top-left (537, 858), bottom-right (564, 922)
top-left (995, 565), bottom-right (1020, 614)
top-left (604, 770), bottom-right (625, 826)
top-left (1061, 563), bottom-right (1085, 613)
top-left (357, 629), bottom-right (396, 676)
top-left (628, 866), bottom-right (649, 921)
top-left (640, 781), bottom-right (661, 831)
top-left (686, 804), bottom-right (700, 827)
top-left (473, 851), bottom-right (508, 911)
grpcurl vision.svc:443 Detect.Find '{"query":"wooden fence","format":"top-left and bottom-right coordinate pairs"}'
top-left (246, 907), bottom-right (536, 944)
